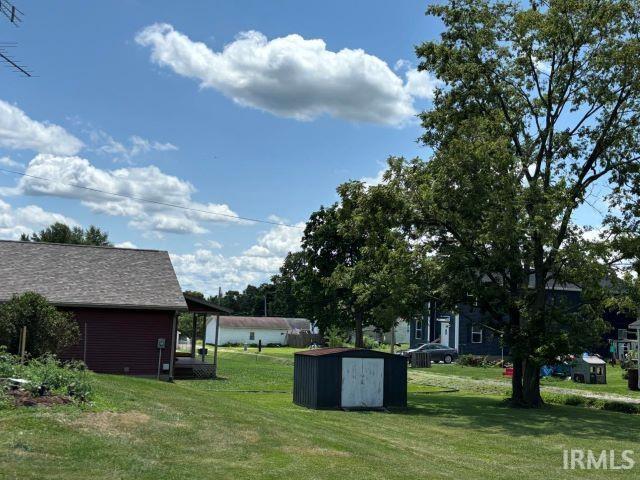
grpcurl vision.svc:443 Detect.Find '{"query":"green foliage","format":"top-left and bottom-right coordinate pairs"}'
top-left (383, 0), bottom-right (640, 407)
top-left (20, 222), bottom-right (112, 246)
top-left (324, 326), bottom-right (347, 348)
top-left (0, 292), bottom-right (80, 356)
top-left (362, 336), bottom-right (379, 350)
top-left (0, 351), bottom-right (93, 401)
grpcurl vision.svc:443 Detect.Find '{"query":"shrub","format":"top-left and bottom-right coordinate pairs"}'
top-left (0, 352), bottom-right (93, 402)
top-left (0, 292), bottom-right (80, 356)
top-left (0, 346), bottom-right (18, 378)
top-left (362, 336), bottom-right (379, 350)
top-left (458, 354), bottom-right (488, 367)
top-left (325, 326), bottom-right (347, 348)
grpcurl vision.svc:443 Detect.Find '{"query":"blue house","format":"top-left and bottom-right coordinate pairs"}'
top-left (409, 285), bottom-right (634, 358)
top-left (409, 301), bottom-right (506, 357)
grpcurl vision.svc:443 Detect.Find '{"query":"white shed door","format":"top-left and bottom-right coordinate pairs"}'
top-left (341, 358), bottom-right (384, 408)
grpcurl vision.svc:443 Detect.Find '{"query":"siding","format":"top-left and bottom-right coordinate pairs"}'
top-left (62, 307), bottom-right (175, 375)
top-left (205, 320), bottom-right (288, 345)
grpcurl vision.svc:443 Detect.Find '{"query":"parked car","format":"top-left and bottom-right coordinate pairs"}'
top-left (401, 343), bottom-right (458, 364)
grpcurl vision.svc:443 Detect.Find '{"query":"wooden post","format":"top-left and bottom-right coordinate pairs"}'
top-left (19, 326), bottom-right (27, 364)
top-left (169, 312), bottom-right (177, 381)
top-left (201, 314), bottom-right (206, 362)
top-left (212, 286), bottom-right (222, 379)
top-left (191, 313), bottom-right (197, 358)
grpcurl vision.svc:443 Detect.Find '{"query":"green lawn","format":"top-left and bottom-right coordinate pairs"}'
top-left (426, 363), bottom-right (640, 397)
top-left (1, 349), bottom-right (639, 479)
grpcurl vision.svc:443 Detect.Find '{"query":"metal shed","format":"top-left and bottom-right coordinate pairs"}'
top-left (293, 348), bottom-right (407, 409)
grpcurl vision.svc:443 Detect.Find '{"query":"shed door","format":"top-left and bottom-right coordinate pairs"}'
top-left (341, 358), bottom-right (384, 408)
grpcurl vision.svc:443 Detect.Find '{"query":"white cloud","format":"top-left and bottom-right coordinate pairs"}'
top-left (360, 168), bottom-right (386, 187)
top-left (404, 69), bottom-right (440, 99)
top-left (115, 241), bottom-right (138, 249)
top-left (91, 130), bottom-right (178, 162)
top-left (171, 221), bottom-right (304, 293)
top-left (0, 198), bottom-right (78, 240)
top-left (0, 100), bottom-right (83, 155)
top-left (136, 24), bottom-right (439, 126)
top-left (7, 153), bottom-right (248, 235)
top-left (0, 156), bottom-right (24, 169)
top-left (195, 239), bottom-right (223, 249)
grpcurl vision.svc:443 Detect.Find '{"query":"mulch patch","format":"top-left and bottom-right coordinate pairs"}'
top-left (7, 389), bottom-right (72, 407)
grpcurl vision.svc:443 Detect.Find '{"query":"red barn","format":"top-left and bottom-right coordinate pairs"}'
top-left (0, 240), bottom-right (227, 379)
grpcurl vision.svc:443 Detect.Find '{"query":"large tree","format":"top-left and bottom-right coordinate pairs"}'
top-left (389, 0), bottom-right (640, 407)
top-left (20, 222), bottom-right (112, 246)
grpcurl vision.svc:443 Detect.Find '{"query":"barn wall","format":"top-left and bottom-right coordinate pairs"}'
top-left (62, 307), bottom-right (175, 375)
top-left (205, 321), bottom-right (288, 345)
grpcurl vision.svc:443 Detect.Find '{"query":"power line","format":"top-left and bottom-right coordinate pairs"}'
top-left (0, 167), bottom-right (304, 229)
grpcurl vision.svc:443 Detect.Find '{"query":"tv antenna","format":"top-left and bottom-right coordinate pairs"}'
top-left (0, 0), bottom-right (31, 77)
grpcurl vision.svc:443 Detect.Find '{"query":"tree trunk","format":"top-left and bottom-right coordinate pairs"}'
top-left (354, 311), bottom-right (364, 348)
top-left (390, 324), bottom-right (396, 354)
top-left (522, 358), bottom-right (543, 407)
top-left (510, 357), bottom-right (524, 405)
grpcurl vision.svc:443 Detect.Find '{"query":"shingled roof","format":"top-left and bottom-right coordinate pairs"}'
top-left (0, 240), bottom-right (187, 310)
top-left (216, 316), bottom-right (311, 330)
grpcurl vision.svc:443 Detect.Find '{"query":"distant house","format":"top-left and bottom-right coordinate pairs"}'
top-left (205, 316), bottom-right (313, 346)
top-left (409, 284), bottom-right (636, 358)
top-left (0, 240), bottom-right (227, 379)
top-left (363, 320), bottom-right (411, 345)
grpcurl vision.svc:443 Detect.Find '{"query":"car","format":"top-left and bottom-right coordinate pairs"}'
top-left (401, 343), bottom-right (458, 364)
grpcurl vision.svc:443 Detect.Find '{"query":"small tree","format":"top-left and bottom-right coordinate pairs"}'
top-left (0, 292), bottom-right (80, 356)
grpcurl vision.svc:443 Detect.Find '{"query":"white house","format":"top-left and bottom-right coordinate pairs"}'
top-left (363, 319), bottom-right (411, 345)
top-left (205, 316), bottom-right (313, 346)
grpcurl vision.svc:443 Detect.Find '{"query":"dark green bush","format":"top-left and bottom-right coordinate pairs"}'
top-left (0, 292), bottom-right (80, 356)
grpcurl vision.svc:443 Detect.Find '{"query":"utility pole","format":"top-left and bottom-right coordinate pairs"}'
top-left (264, 295), bottom-right (267, 316)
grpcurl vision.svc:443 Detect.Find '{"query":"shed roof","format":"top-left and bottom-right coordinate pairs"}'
top-left (214, 316), bottom-right (311, 330)
top-left (581, 356), bottom-right (606, 365)
top-left (0, 240), bottom-right (187, 310)
top-left (295, 347), bottom-right (400, 358)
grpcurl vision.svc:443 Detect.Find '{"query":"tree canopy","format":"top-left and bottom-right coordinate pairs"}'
top-left (20, 223), bottom-right (112, 247)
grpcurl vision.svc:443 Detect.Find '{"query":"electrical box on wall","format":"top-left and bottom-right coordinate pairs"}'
top-left (157, 338), bottom-right (166, 349)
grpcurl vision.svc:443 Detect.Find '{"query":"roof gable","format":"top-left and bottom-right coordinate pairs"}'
top-left (0, 240), bottom-right (187, 310)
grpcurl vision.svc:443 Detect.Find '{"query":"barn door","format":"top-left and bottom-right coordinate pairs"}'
top-left (341, 358), bottom-right (384, 408)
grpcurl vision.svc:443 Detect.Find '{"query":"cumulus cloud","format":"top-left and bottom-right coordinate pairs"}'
top-left (0, 100), bottom-right (83, 155)
top-left (135, 24), bottom-right (439, 126)
top-left (7, 154), bottom-right (247, 235)
top-left (0, 156), bottom-right (24, 169)
top-left (0, 198), bottom-right (78, 240)
top-left (114, 241), bottom-right (138, 249)
top-left (171, 221), bottom-right (304, 293)
top-left (360, 168), bottom-right (386, 187)
top-left (91, 130), bottom-right (178, 162)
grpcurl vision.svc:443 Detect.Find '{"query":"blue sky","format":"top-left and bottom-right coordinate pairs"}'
top-left (0, 1), bottom-right (604, 294)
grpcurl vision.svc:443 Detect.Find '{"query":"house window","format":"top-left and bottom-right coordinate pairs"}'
top-left (415, 319), bottom-right (422, 340)
top-left (471, 326), bottom-right (483, 344)
top-left (249, 331), bottom-right (255, 340)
